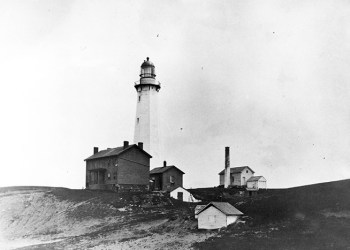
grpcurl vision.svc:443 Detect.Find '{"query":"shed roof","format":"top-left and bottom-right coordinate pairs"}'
top-left (247, 176), bottom-right (266, 182)
top-left (150, 165), bottom-right (185, 175)
top-left (218, 166), bottom-right (255, 175)
top-left (84, 144), bottom-right (152, 161)
top-left (196, 202), bottom-right (243, 216)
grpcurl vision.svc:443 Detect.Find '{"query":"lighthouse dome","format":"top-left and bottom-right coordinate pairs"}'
top-left (141, 57), bottom-right (155, 68)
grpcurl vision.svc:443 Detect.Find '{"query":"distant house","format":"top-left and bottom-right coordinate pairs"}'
top-left (170, 187), bottom-right (201, 202)
top-left (196, 202), bottom-right (243, 229)
top-left (246, 176), bottom-right (267, 190)
top-left (150, 161), bottom-right (184, 192)
top-left (84, 141), bottom-right (152, 191)
top-left (218, 166), bottom-right (255, 187)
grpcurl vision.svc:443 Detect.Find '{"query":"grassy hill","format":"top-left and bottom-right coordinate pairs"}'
top-left (0, 179), bottom-right (349, 249)
top-left (191, 179), bottom-right (350, 249)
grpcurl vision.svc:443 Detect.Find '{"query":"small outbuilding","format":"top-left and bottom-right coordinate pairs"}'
top-left (246, 176), bottom-right (267, 190)
top-left (170, 187), bottom-right (201, 202)
top-left (150, 161), bottom-right (184, 192)
top-left (196, 202), bottom-right (243, 229)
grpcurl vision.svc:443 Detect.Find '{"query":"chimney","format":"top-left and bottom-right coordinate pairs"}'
top-left (93, 147), bottom-right (99, 154)
top-left (224, 147), bottom-right (230, 188)
top-left (163, 161), bottom-right (167, 167)
top-left (123, 141), bottom-right (129, 149)
top-left (138, 142), bottom-right (143, 149)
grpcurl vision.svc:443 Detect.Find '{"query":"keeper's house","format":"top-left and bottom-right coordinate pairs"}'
top-left (84, 141), bottom-right (152, 191)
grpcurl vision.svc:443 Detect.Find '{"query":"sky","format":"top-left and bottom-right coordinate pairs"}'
top-left (0, 0), bottom-right (350, 189)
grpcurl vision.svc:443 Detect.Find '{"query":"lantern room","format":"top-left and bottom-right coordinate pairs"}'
top-left (140, 57), bottom-right (156, 78)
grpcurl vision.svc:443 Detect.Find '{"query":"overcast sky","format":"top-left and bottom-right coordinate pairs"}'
top-left (1, 0), bottom-right (350, 189)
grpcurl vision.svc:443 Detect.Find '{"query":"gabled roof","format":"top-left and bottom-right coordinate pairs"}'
top-left (247, 176), bottom-right (266, 182)
top-left (196, 202), bottom-right (243, 216)
top-left (218, 166), bottom-right (255, 175)
top-left (195, 205), bottom-right (206, 214)
top-left (150, 165), bottom-right (185, 175)
top-left (84, 144), bottom-right (152, 161)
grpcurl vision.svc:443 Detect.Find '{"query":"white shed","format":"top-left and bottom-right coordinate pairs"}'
top-left (170, 187), bottom-right (201, 202)
top-left (196, 202), bottom-right (243, 229)
top-left (246, 176), bottom-right (267, 190)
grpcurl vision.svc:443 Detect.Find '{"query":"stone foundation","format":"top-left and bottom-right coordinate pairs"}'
top-left (87, 183), bottom-right (149, 192)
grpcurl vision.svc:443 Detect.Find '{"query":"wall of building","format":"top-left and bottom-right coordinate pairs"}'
top-left (232, 173), bottom-right (241, 186)
top-left (150, 173), bottom-right (162, 191)
top-left (161, 168), bottom-right (183, 192)
top-left (240, 168), bottom-right (254, 186)
top-left (247, 181), bottom-right (257, 189)
top-left (198, 206), bottom-right (227, 229)
top-left (219, 174), bottom-right (225, 186)
top-left (226, 215), bottom-right (239, 225)
top-left (258, 180), bottom-right (267, 189)
top-left (117, 147), bottom-right (150, 185)
top-left (86, 156), bottom-right (119, 188)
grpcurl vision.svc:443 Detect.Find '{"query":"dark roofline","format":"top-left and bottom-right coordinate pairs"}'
top-left (218, 166), bottom-right (255, 175)
top-left (196, 202), bottom-right (243, 216)
top-left (150, 165), bottom-right (185, 175)
top-left (247, 176), bottom-right (266, 182)
top-left (84, 144), bottom-right (152, 161)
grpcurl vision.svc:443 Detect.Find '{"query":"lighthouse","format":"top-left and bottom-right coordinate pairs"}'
top-left (133, 57), bottom-right (161, 167)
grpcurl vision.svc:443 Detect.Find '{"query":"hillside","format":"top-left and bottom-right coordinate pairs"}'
top-left (1, 179), bottom-right (350, 249)
top-left (0, 187), bottom-right (212, 249)
top-left (191, 179), bottom-right (350, 249)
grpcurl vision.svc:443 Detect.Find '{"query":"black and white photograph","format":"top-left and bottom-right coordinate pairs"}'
top-left (0, 0), bottom-right (350, 249)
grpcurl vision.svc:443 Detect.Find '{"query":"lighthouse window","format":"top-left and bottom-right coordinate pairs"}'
top-left (139, 96), bottom-right (141, 102)
top-left (137, 118), bottom-right (139, 123)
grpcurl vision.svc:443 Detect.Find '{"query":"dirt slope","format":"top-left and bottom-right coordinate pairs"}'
top-left (0, 187), bottom-right (213, 250)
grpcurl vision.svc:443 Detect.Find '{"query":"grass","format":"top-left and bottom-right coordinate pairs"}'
top-left (191, 179), bottom-right (350, 249)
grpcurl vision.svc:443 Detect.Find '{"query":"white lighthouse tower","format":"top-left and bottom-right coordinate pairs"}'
top-left (133, 57), bottom-right (161, 167)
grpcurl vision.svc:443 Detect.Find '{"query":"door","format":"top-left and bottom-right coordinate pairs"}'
top-left (177, 192), bottom-right (183, 201)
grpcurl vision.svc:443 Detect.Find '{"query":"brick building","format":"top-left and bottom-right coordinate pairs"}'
top-left (85, 141), bottom-right (152, 191)
top-left (150, 161), bottom-right (184, 192)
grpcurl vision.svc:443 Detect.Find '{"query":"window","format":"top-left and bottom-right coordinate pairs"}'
top-left (246, 170), bottom-right (248, 173)
top-left (137, 118), bottom-right (139, 123)
top-left (139, 96), bottom-right (141, 102)
top-left (170, 176), bottom-right (174, 183)
top-left (107, 173), bottom-right (111, 180)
